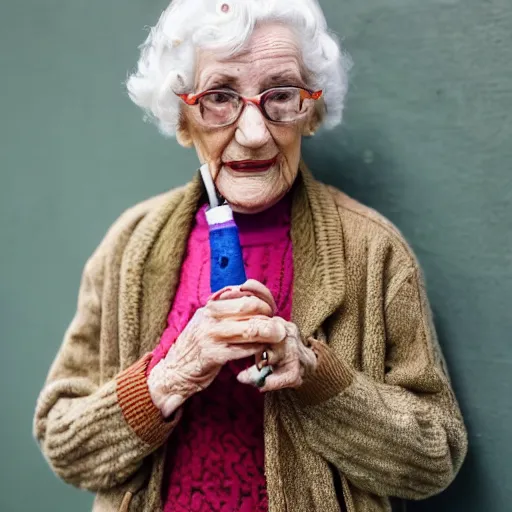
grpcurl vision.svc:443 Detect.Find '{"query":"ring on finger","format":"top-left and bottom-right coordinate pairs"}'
top-left (257, 350), bottom-right (269, 370)
top-left (262, 348), bottom-right (281, 367)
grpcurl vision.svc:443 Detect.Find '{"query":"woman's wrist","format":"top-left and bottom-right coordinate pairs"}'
top-left (147, 358), bottom-right (201, 419)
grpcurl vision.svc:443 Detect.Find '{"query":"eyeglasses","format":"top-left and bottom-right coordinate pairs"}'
top-left (177, 86), bottom-right (323, 128)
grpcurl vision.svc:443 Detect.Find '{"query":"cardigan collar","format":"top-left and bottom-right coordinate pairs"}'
top-left (118, 162), bottom-right (346, 363)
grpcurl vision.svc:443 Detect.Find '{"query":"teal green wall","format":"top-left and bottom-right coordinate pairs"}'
top-left (1, 0), bottom-right (510, 510)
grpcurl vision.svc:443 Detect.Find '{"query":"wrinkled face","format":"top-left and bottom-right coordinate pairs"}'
top-left (178, 23), bottom-right (320, 213)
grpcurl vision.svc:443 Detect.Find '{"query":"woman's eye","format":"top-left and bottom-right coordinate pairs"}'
top-left (210, 92), bottom-right (232, 104)
top-left (270, 91), bottom-right (293, 102)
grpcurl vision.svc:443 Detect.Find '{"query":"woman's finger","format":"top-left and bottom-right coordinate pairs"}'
top-left (207, 343), bottom-right (265, 365)
top-left (209, 286), bottom-right (253, 302)
top-left (255, 344), bottom-right (286, 369)
top-left (240, 279), bottom-right (277, 314)
top-left (206, 295), bottom-right (274, 319)
top-left (209, 317), bottom-right (287, 344)
top-left (255, 367), bottom-right (303, 392)
top-left (207, 280), bottom-right (277, 315)
top-left (237, 364), bottom-right (270, 387)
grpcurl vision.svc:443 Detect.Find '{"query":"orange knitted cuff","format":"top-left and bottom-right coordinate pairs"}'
top-left (116, 353), bottom-right (180, 447)
top-left (294, 339), bottom-right (355, 406)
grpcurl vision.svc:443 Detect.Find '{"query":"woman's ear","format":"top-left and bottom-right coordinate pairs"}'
top-left (176, 114), bottom-right (194, 148)
top-left (302, 99), bottom-right (325, 136)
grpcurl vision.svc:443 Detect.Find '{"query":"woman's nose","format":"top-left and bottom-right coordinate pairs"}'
top-left (235, 104), bottom-right (271, 149)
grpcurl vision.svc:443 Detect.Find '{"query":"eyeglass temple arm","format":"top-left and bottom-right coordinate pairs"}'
top-left (177, 93), bottom-right (200, 105)
top-left (300, 90), bottom-right (323, 100)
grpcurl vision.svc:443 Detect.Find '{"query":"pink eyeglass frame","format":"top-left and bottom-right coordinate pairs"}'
top-left (176, 86), bottom-right (323, 123)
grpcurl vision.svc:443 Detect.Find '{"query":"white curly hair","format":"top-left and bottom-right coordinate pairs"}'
top-left (126, 0), bottom-right (352, 137)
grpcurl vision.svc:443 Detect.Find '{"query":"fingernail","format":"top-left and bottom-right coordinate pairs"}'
top-left (218, 287), bottom-right (234, 298)
top-left (209, 289), bottom-right (227, 302)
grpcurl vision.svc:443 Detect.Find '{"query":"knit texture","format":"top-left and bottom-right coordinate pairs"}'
top-left (149, 196), bottom-right (293, 512)
top-left (117, 353), bottom-right (180, 446)
top-left (33, 165), bottom-right (467, 512)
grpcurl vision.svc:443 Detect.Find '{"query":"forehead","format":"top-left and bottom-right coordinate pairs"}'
top-left (195, 23), bottom-right (305, 90)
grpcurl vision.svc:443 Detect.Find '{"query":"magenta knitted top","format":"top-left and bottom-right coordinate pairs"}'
top-left (148, 194), bottom-right (294, 512)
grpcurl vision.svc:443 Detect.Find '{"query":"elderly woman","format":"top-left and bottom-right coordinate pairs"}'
top-left (34, 0), bottom-right (467, 511)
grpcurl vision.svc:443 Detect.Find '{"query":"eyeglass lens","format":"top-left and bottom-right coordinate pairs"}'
top-left (198, 88), bottom-right (312, 126)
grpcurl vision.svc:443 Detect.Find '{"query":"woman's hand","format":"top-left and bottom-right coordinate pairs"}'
top-left (237, 318), bottom-right (318, 392)
top-left (148, 280), bottom-right (286, 417)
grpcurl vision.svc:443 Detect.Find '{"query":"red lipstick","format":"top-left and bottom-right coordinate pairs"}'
top-left (224, 156), bottom-right (278, 172)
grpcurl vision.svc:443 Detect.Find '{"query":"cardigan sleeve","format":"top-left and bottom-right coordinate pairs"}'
top-left (293, 267), bottom-right (468, 500)
top-left (33, 243), bottom-right (181, 492)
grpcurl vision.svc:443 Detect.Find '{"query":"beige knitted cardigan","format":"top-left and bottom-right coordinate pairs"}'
top-left (34, 166), bottom-right (467, 512)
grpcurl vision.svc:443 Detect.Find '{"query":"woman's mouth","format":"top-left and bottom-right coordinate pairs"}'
top-left (224, 156), bottom-right (278, 173)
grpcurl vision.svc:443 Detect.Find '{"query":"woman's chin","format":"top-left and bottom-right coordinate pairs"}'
top-left (225, 193), bottom-right (283, 214)
top-left (228, 199), bottom-right (274, 214)
top-left (216, 167), bottom-right (293, 214)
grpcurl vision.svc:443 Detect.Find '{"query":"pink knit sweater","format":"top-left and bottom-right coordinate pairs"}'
top-left (148, 195), bottom-right (293, 512)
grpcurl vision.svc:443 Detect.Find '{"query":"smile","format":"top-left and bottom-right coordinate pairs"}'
top-left (224, 156), bottom-right (278, 172)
